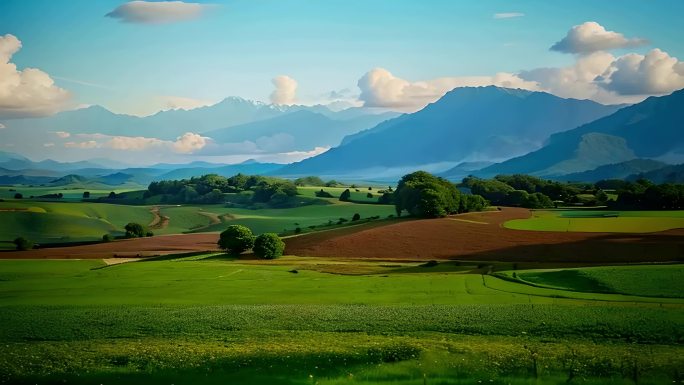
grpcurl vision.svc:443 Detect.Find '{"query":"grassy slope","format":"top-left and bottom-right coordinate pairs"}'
top-left (511, 265), bottom-right (684, 298)
top-left (504, 209), bottom-right (684, 232)
top-left (0, 184), bottom-right (144, 200)
top-left (0, 259), bottom-right (682, 384)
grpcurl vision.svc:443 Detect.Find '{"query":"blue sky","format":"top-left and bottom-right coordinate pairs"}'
top-left (2, 0), bottom-right (683, 115)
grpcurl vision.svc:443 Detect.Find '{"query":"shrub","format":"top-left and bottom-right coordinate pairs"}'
top-left (124, 223), bottom-right (145, 238)
top-left (367, 192), bottom-right (374, 198)
top-left (108, 191), bottom-right (117, 199)
top-left (315, 189), bottom-right (334, 198)
top-left (102, 234), bottom-right (113, 242)
top-left (352, 213), bottom-right (361, 221)
top-left (13, 237), bottom-right (33, 251)
top-left (218, 225), bottom-right (255, 254)
top-left (253, 233), bottom-right (285, 259)
top-left (339, 189), bottom-right (351, 202)
top-left (13, 193), bottom-right (22, 199)
top-left (145, 231), bottom-right (154, 237)
top-left (294, 227), bottom-right (302, 234)
top-left (82, 191), bottom-right (90, 198)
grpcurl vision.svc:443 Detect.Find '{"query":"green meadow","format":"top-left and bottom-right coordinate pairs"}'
top-left (504, 209), bottom-right (684, 233)
top-left (0, 258), bottom-right (682, 384)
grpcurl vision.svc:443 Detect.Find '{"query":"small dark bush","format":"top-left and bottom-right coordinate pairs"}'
top-left (145, 231), bottom-right (154, 237)
top-left (13, 237), bottom-right (33, 251)
top-left (253, 233), bottom-right (285, 259)
top-left (102, 234), bottom-right (113, 242)
top-left (421, 260), bottom-right (439, 268)
top-left (352, 213), bottom-right (361, 221)
top-left (13, 193), bottom-right (22, 199)
top-left (367, 192), bottom-right (373, 198)
top-left (294, 227), bottom-right (302, 234)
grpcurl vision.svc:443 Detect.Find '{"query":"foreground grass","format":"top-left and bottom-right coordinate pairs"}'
top-left (504, 210), bottom-right (684, 233)
top-left (0, 258), bottom-right (682, 384)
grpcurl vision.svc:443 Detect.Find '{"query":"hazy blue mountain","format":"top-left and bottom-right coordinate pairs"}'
top-left (154, 162), bottom-right (284, 181)
top-left (0, 157), bottom-right (105, 172)
top-left (0, 151), bottom-right (29, 163)
top-left (49, 174), bottom-right (90, 186)
top-left (439, 161), bottom-right (496, 181)
top-left (626, 163), bottom-right (684, 183)
top-left (479, 89), bottom-right (684, 177)
top-left (0, 175), bottom-right (55, 185)
top-left (277, 86), bottom-right (620, 178)
top-left (205, 110), bottom-right (398, 152)
top-left (557, 159), bottom-right (668, 182)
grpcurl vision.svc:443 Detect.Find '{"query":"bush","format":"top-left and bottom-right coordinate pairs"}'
top-left (145, 231), bottom-right (154, 237)
top-left (13, 237), bottom-right (33, 251)
top-left (108, 192), bottom-right (117, 199)
top-left (352, 213), bottom-right (361, 221)
top-left (339, 189), bottom-right (351, 202)
top-left (102, 234), bottom-right (113, 242)
top-left (124, 223), bottom-right (145, 238)
top-left (294, 227), bottom-right (302, 234)
top-left (253, 233), bottom-right (285, 259)
top-left (315, 189), bottom-right (334, 198)
top-left (82, 191), bottom-right (90, 198)
top-left (367, 192), bottom-right (374, 198)
top-left (13, 193), bottom-right (22, 199)
top-left (218, 225), bottom-right (255, 254)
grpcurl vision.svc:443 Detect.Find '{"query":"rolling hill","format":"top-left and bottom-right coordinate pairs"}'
top-left (557, 159), bottom-right (668, 182)
top-left (276, 86), bottom-right (620, 179)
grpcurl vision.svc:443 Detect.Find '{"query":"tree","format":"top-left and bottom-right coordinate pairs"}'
top-left (218, 225), bottom-right (255, 254)
top-left (366, 192), bottom-right (374, 198)
top-left (352, 213), bottom-right (361, 221)
top-left (82, 191), bottom-right (90, 198)
top-left (394, 171), bottom-right (461, 218)
top-left (108, 191), bottom-right (117, 199)
top-left (124, 222), bottom-right (145, 238)
top-left (253, 233), bottom-right (285, 259)
top-left (102, 234), bottom-right (113, 242)
top-left (339, 189), bottom-right (351, 202)
top-left (294, 176), bottom-right (325, 186)
top-left (13, 237), bottom-right (34, 251)
top-left (13, 193), bottom-right (22, 199)
top-left (315, 189), bottom-right (334, 198)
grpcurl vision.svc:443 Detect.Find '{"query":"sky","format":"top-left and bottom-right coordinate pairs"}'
top-left (0, 0), bottom-right (683, 163)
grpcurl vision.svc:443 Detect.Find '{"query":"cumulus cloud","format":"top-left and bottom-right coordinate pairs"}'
top-left (52, 131), bottom-right (71, 138)
top-left (0, 123), bottom-right (5, 129)
top-left (66, 132), bottom-right (208, 153)
top-left (106, 1), bottom-right (212, 24)
top-left (270, 75), bottom-right (298, 105)
top-left (494, 12), bottom-right (524, 19)
top-left (172, 132), bottom-right (208, 153)
top-left (598, 49), bottom-right (684, 95)
top-left (551, 21), bottom-right (647, 54)
top-left (357, 68), bottom-right (539, 111)
top-left (0, 34), bottom-right (71, 118)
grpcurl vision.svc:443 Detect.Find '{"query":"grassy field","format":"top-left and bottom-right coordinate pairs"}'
top-left (0, 184), bottom-right (144, 200)
top-left (0, 258), bottom-right (682, 384)
top-left (504, 209), bottom-right (684, 233)
top-left (297, 186), bottom-right (387, 203)
top-left (501, 265), bottom-right (684, 298)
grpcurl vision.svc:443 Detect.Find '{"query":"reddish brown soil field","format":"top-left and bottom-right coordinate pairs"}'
top-left (285, 208), bottom-right (684, 263)
top-left (2, 208), bottom-right (682, 262)
top-left (0, 233), bottom-right (220, 259)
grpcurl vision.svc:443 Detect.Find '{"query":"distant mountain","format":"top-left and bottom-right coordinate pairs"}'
top-left (49, 174), bottom-right (90, 186)
top-left (479, 89), bottom-right (684, 177)
top-left (0, 156), bottom-right (105, 172)
top-left (626, 163), bottom-right (684, 183)
top-left (557, 159), bottom-right (668, 182)
top-left (154, 162), bottom-right (284, 181)
top-left (439, 161), bottom-right (496, 181)
top-left (276, 86), bottom-right (620, 178)
top-left (205, 110), bottom-right (398, 152)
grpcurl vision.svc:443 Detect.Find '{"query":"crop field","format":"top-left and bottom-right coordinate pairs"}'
top-left (504, 209), bottom-right (684, 233)
top-left (0, 258), bottom-right (682, 384)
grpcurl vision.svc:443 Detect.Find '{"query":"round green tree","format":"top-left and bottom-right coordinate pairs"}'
top-left (253, 233), bottom-right (285, 259)
top-left (218, 225), bottom-right (255, 255)
top-left (124, 222), bottom-right (145, 238)
top-left (13, 237), bottom-right (34, 251)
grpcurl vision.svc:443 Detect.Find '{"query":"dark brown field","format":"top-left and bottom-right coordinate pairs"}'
top-left (2, 207), bottom-right (683, 262)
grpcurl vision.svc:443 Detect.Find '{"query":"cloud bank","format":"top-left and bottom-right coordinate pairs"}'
top-left (0, 34), bottom-right (71, 118)
top-left (64, 132), bottom-right (208, 154)
top-left (493, 13), bottom-right (524, 19)
top-left (106, 1), bottom-right (212, 24)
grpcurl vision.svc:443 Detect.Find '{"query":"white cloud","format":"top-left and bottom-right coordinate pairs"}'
top-left (493, 13), bottom-right (524, 19)
top-left (551, 21), bottom-right (647, 54)
top-left (43, 143), bottom-right (55, 147)
top-left (357, 68), bottom-right (540, 111)
top-left (172, 132), bottom-right (208, 153)
top-left (161, 95), bottom-right (214, 111)
top-left (0, 123), bottom-right (5, 129)
top-left (70, 132), bottom-right (208, 153)
top-left (270, 75), bottom-right (298, 105)
top-left (598, 49), bottom-right (684, 95)
top-left (65, 141), bottom-right (98, 149)
top-left (0, 34), bottom-right (71, 118)
top-left (52, 131), bottom-right (71, 138)
top-left (106, 1), bottom-right (213, 24)
top-left (265, 146), bottom-right (330, 163)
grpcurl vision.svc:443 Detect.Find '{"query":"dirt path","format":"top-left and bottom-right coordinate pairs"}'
top-left (148, 206), bottom-right (169, 230)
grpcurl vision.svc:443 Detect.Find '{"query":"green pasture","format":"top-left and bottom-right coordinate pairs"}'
top-left (0, 258), bottom-right (682, 384)
top-left (504, 209), bottom-right (684, 232)
top-left (0, 201), bottom-right (153, 244)
top-left (0, 184), bottom-right (143, 200)
top-left (502, 264), bottom-right (684, 298)
top-left (297, 186), bottom-right (386, 203)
